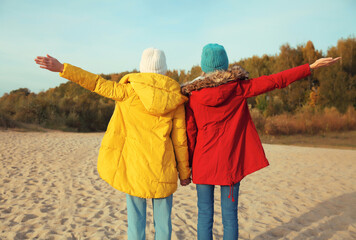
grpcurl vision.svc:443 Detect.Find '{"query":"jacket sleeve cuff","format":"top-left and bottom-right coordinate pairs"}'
top-left (179, 169), bottom-right (191, 180)
top-left (59, 63), bottom-right (70, 78)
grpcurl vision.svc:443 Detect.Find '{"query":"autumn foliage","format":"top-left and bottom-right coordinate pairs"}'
top-left (0, 37), bottom-right (355, 134)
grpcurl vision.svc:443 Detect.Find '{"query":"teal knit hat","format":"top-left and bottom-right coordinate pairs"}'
top-left (201, 43), bottom-right (229, 73)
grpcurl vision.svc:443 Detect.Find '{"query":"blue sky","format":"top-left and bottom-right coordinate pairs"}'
top-left (0, 0), bottom-right (355, 96)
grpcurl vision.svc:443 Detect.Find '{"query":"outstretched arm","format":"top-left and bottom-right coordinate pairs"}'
top-left (240, 57), bottom-right (341, 98)
top-left (34, 54), bottom-right (128, 101)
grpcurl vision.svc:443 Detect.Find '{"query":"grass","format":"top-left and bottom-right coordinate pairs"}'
top-left (259, 131), bottom-right (356, 150)
top-left (250, 106), bottom-right (356, 149)
top-left (251, 106), bottom-right (356, 136)
top-left (0, 122), bottom-right (50, 132)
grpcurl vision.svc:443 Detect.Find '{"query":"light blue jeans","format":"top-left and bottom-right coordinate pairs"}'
top-left (196, 182), bottom-right (240, 240)
top-left (126, 194), bottom-right (173, 240)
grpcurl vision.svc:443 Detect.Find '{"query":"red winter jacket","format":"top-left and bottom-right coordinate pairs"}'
top-left (182, 64), bottom-right (311, 186)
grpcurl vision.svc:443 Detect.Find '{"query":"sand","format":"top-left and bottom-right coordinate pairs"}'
top-left (0, 131), bottom-right (355, 240)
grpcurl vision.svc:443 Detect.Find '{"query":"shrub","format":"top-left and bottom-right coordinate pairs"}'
top-left (262, 106), bottom-right (356, 135)
top-left (264, 113), bottom-right (306, 135)
top-left (0, 110), bottom-right (19, 128)
top-left (264, 96), bottom-right (284, 117)
top-left (345, 106), bottom-right (356, 129)
top-left (250, 108), bottom-right (265, 132)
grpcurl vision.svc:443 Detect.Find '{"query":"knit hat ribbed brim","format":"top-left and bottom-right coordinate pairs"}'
top-left (201, 43), bottom-right (229, 73)
top-left (139, 48), bottom-right (167, 75)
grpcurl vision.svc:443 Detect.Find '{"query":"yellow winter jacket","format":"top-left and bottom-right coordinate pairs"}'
top-left (60, 63), bottom-right (191, 198)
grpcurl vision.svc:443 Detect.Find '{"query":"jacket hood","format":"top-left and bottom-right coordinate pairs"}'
top-left (181, 65), bottom-right (249, 106)
top-left (120, 73), bottom-right (187, 115)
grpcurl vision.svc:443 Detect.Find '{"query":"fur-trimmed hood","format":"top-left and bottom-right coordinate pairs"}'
top-left (181, 65), bottom-right (249, 96)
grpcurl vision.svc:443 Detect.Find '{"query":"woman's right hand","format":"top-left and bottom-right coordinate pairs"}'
top-left (310, 57), bottom-right (341, 69)
top-left (34, 54), bottom-right (64, 73)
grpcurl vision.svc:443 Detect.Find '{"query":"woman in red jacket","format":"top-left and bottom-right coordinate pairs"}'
top-left (181, 43), bottom-right (340, 240)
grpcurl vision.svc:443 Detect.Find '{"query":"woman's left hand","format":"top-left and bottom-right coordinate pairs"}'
top-left (180, 178), bottom-right (191, 186)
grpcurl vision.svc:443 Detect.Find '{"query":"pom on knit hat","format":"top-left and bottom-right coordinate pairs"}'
top-left (201, 43), bottom-right (229, 73)
top-left (139, 48), bottom-right (167, 75)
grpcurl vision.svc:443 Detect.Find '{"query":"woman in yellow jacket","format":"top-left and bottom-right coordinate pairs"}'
top-left (35, 48), bottom-right (191, 240)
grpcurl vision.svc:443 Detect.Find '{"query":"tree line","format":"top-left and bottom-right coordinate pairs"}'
top-left (0, 37), bottom-right (355, 133)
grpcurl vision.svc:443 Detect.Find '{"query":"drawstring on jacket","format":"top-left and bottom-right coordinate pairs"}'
top-left (228, 184), bottom-right (235, 202)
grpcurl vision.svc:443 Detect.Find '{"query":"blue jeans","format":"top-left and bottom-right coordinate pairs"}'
top-left (196, 183), bottom-right (240, 240)
top-left (126, 194), bottom-right (173, 240)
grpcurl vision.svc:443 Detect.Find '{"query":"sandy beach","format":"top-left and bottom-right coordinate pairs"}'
top-left (0, 131), bottom-right (355, 240)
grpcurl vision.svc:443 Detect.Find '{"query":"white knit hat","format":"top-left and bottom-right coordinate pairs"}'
top-left (139, 48), bottom-right (167, 75)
